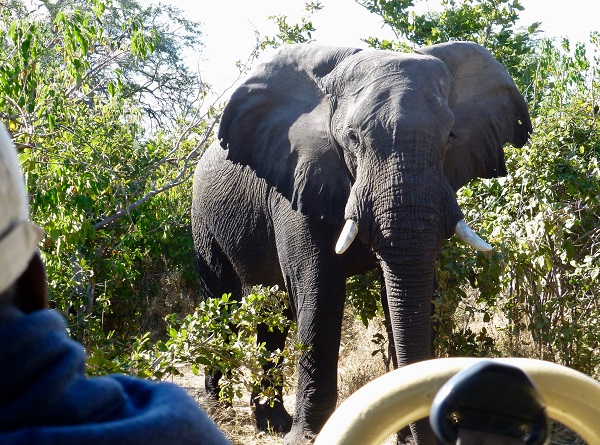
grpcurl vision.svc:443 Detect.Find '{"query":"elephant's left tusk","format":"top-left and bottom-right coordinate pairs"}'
top-left (455, 219), bottom-right (493, 252)
top-left (335, 220), bottom-right (358, 255)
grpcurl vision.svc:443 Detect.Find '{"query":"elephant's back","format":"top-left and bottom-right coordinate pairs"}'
top-left (193, 141), bottom-right (230, 189)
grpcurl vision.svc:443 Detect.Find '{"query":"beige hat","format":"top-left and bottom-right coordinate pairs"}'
top-left (0, 122), bottom-right (44, 296)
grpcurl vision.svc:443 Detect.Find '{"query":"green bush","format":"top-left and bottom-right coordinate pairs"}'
top-left (1, 0), bottom-right (213, 346)
top-left (85, 286), bottom-right (303, 406)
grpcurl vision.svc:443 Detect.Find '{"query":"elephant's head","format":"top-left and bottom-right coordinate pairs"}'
top-left (218, 41), bottom-right (530, 364)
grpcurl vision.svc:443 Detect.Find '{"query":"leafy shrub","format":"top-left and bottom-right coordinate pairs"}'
top-left (1, 0), bottom-right (214, 347)
top-left (85, 286), bottom-right (303, 406)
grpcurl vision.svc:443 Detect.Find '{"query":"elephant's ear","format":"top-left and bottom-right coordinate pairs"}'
top-left (417, 41), bottom-right (532, 191)
top-left (218, 43), bottom-right (361, 224)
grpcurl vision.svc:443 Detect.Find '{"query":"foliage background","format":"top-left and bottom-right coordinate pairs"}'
top-left (1, 0), bottom-right (599, 405)
top-left (1, 0), bottom-right (219, 370)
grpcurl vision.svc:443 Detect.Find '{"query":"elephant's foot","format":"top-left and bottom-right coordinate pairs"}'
top-left (282, 424), bottom-right (316, 445)
top-left (253, 398), bottom-right (293, 433)
top-left (204, 372), bottom-right (223, 399)
top-left (203, 372), bottom-right (233, 417)
top-left (395, 426), bottom-right (415, 444)
top-left (408, 418), bottom-right (436, 444)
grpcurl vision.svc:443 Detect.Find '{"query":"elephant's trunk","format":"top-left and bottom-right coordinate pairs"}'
top-left (379, 253), bottom-right (437, 364)
top-left (380, 253), bottom-right (438, 444)
top-left (356, 165), bottom-right (461, 443)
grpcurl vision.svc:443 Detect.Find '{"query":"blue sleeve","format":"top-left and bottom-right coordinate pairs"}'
top-left (0, 310), bottom-right (231, 445)
top-left (3, 376), bottom-right (231, 445)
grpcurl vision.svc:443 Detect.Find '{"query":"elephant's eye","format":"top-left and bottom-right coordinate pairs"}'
top-left (347, 129), bottom-right (360, 148)
top-left (447, 131), bottom-right (455, 145)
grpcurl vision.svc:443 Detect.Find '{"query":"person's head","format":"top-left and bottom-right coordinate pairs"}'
top-left (0, 122), bottom-right (46, 313)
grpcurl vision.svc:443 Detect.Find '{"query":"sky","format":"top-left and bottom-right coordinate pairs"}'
top-left (159, 0), bottom-right (597, 95)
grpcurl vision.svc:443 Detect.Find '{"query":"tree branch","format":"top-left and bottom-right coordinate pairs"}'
top-left (93, 115), bottom-right (218, 231)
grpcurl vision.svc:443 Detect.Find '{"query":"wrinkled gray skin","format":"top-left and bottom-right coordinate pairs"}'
top-left (192, 42), bottom-right (532, 445)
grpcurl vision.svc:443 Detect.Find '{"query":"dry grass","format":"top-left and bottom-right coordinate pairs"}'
top-left (171, 306), bottom-right (587, 444)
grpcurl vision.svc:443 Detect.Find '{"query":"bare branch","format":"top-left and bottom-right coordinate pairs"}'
top-left (93, 115), bottom-right (219, 231)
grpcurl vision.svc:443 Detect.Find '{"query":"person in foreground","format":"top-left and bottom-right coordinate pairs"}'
top-left (0, 121), bottom-right (231, 445)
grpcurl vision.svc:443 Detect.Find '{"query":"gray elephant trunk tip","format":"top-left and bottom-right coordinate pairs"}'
top-left (455, 219), bottom-right (493, 252)
top-left (335, 220), bottom-right (358, 254)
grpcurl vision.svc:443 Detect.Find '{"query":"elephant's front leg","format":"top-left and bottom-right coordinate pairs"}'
top-left (287, 290), bottom-right (345, 444)
top-left (273, 214), bottom-right (347, 445)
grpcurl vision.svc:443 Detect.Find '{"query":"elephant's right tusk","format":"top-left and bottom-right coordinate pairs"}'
top-left (335, 220), bottom-right (358, 255)
top-left (455, 219), bottom-right (493, 252)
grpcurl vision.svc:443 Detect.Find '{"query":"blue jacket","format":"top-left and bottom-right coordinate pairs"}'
top-left (0, 309), bottom-right (230, 444)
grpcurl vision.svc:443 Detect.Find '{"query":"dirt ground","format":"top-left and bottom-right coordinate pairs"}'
top-left (170, 312), bottom-right (396, 445)
top-left (170, 312), bottom-right (586, 445)
top-left (172, 369), bottom-right (287, 445)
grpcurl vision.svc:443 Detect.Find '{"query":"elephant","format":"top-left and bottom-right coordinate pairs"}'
top-left (191, 41), bottom-right (532, 444)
